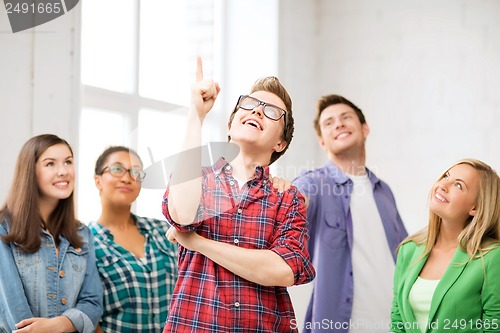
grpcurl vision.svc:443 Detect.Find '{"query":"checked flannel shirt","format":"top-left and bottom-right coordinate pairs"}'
top-left (162, 157), bottom-right (315, 333)
top-left (89, 214), bottom-right (178, 332)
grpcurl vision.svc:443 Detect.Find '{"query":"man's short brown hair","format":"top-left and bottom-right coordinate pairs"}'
top-left (313, 94), bottom-right (366, 137)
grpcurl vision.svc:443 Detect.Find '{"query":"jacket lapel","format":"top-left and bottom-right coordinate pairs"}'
top-left (427, 248), bottom-right (469, 324)
top-left (401, 245), bottom-right (428, 330)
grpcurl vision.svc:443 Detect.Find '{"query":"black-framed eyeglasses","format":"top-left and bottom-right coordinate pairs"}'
top-left (99, 163), bottom-right (146, 182)
top-left (237, 95), bottom-right (287, 126)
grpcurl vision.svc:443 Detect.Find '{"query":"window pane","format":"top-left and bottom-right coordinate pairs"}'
top-left (136, 108), bottom-right (187, 219)
top-left (139, 0), bottom-right (215, 105)
top-left (81, 0), bottom-right (136, 93)
top-left (78, 108), bottom-right (127, 223)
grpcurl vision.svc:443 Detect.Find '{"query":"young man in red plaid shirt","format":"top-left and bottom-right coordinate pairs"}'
top-left (162, 58), bottom-right (315, 333)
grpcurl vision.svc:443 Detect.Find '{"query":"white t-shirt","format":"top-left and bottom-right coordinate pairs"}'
top-left (233, 176), bottom-right (247, 190)
top-left (348, 174), bottom-right (395, 333)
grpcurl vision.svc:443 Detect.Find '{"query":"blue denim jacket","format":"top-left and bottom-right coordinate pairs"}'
top-left (0, 219), bottom-right (103, 333)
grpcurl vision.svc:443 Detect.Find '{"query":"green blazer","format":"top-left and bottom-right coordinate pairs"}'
top-left (390, 241), bottom-right (500, 333)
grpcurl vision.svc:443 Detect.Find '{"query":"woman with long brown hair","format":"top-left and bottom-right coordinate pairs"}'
top-left (0, 134), bottom-right (102, 333)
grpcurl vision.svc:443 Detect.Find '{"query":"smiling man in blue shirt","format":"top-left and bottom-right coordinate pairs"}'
top-left (293, 95), bottom-right (407, 333)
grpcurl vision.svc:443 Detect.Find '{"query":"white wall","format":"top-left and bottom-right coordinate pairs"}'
top-left (278, 1), bottom-right (500, 330)
top-left (313, 0), bottom-right (500, 234)
top-left (272, 0), bottom-right (500, 234)
top-left (220, 0), bottom-right (280, 118)
top-left (276, 0), bottom-right (324, 177)
top-left (0, 6), bottom-right (80, 204)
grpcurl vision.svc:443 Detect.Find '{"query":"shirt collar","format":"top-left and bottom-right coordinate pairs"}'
top-left (92, 221), bottom-right (109, 239)
top-left (93, 213), bottom-right (146, 240)
top-left (212, 157), bottom-right (270, 182)
top-left (132, 214), bottom-right (150, 233)
top-left (0, 219), bottom-right (10, 233)
top-left (326, 161), bottom-right (381, 187)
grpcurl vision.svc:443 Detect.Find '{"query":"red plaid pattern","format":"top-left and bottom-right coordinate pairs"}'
top-left (162, 158), bottom-right (315, 332)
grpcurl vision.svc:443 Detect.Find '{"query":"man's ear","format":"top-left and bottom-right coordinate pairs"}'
top-left (317, 136), bottom-right (325, 148)
top-left (273, 140), bottom-right (287, 153)
top-left (362, 123), bottom-right (370, 139)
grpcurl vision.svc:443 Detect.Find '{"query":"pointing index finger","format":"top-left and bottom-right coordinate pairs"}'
top-left (195, 57), bottom-right (203, 81)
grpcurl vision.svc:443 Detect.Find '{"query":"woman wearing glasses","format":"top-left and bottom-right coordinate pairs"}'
top-left (89, 146), bottom-right (177, 333)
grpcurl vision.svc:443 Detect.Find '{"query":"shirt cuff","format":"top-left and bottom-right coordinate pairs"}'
top-left (271, 244), bottom-right (315, 285)
top-left (62, 308), bottom-right (95, 333)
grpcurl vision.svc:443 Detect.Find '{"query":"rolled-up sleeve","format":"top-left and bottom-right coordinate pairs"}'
top-left (162, 182), bottom-right (205, 232)
top-left (269, 187), bottom-right (316, 285)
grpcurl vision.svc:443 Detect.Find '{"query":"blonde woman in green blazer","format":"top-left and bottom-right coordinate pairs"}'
top-left (391, 158), bottom-right (500, 333)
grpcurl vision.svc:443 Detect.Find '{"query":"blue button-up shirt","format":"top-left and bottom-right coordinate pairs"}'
top-left (293, 162), bottom-right (407, 333)
top-left (0, 219), bottom-right (103, 333)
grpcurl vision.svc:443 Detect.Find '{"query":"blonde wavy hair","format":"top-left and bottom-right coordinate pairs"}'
top-left (404, 158), bottom-right (500, 260)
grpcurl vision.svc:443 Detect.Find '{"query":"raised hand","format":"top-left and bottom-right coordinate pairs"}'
top-left (191, 57), bottom-right (221, 120)
top-left (167, 57), bottom-right (219, 226)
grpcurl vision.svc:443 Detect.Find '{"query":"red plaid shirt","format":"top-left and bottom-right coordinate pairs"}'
top-left (162, 158), bottom-right (315, 333)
